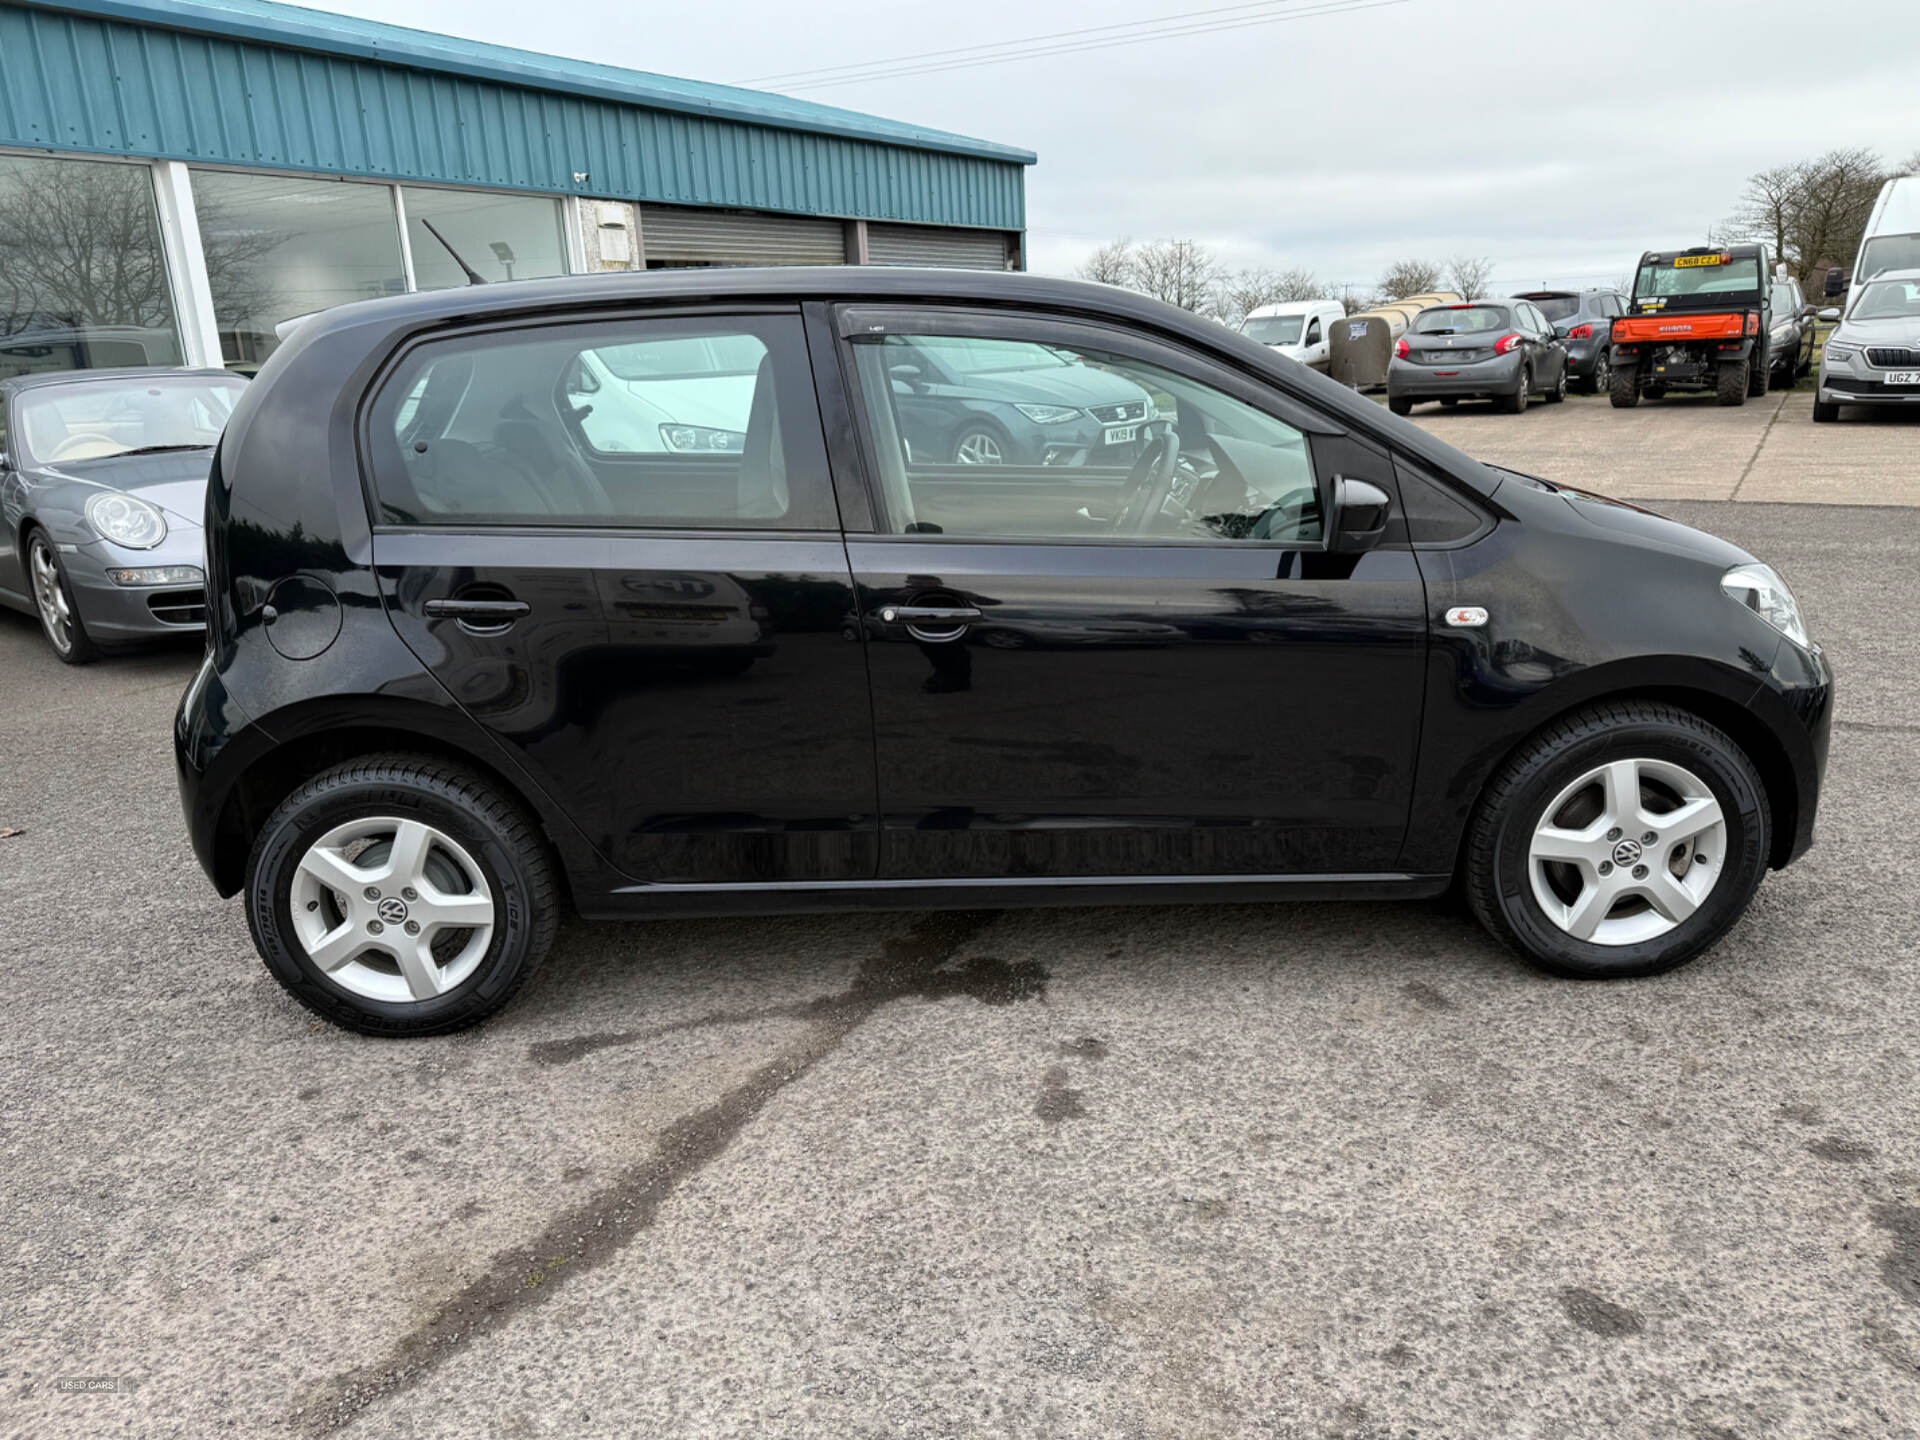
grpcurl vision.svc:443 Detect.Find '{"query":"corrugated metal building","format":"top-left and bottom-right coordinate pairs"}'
top-left (0, 0), bottom-right (1035, 375)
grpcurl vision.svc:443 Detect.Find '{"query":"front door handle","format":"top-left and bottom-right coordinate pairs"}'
top-left (424, 598), bottom-right (532, 622)
top-left (878, 604), bottom-right (983, 625)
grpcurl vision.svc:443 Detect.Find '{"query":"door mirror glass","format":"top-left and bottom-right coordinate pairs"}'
top-left (1331, 476), bottom-right (1391, 553)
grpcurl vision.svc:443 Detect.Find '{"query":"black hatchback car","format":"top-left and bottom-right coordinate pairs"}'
top-left (176, 269), bottom-right (1832, 1035)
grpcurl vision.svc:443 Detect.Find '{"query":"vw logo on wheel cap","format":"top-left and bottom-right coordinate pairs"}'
top-left (377, 896), bottom-right (410, 924)
top-left (1611, 839), bottom-right (1643, 866)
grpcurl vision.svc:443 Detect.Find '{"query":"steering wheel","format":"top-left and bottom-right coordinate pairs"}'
top-left (1109, 431), bottom-right (1182, 535)
top-left (49, 432), bottom-right (123, 462)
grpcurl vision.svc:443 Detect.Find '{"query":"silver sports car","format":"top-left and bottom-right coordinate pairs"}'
top-left (0, 367), bottom-right (245, 663)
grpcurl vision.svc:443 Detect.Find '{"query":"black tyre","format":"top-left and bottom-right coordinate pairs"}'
top-left (1716, 360), bottom-right (1749, 406)
top-left (1465, 701), bottom-right (1770, 980)
top-left (1544, 363), bottom-right (1567, 403)
top-left (1498, 366), bottom-right (1529, 414)
top-left (26, 529), bottom-right (102, 665)
top-left (1746, 345), bottom-right (1769, 397)
top-left (1387, 395), bottom-right (1414, 416)
top-left (1609, 363), bottom-right (1639, 408)
top-left (245, 753), bottom-right (559, 1036)
top-left (1812, 398), bottom-right (1839, 423)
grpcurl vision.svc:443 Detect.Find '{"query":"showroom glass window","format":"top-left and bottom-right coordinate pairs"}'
top-left (368, 315), bottom-right (834, 530)
top-left (402, 187), bottom-right (567, 290)
top-left (847, 330), bottom-right (1322, 545)
top-left (190, 171), bottom-right (406, 371)
top-left (0, 155), bottom-right (186, 381)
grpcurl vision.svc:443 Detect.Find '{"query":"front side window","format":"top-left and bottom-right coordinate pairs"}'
top-left (0, 155), bottom-right (186, 381)
top-left (14, 374), bottom-right (246, 465)
top-left (848, 328), bottom-right (1321, 546)
top-left (368, 314), bottom-right (833, 530)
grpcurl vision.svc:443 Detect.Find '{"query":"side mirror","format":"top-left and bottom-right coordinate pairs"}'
top-left (888, 363), bottom-right (924, 392)
top-left (1331, 476), bottom-right (1391, 553)
top-left (1817, 307), bottom-right (1842, 323)
top-left (1824, 267), bottom-right (1849, 298)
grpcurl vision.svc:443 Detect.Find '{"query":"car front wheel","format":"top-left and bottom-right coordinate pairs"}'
top-left (27, 530), bottom-right (102, 665)
top-left (245, 754), bottom-right (559, 1035)
top-left (1465, 702), bottom-right (1769, 980)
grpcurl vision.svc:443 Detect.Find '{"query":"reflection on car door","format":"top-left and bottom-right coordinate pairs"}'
top-left (829, 306), bottom-right (1430, 880)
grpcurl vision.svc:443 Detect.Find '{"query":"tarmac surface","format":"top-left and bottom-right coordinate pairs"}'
top-left (3, 407), bottom-right (1918, 1438)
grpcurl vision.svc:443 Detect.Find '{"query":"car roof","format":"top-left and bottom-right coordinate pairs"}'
top-left (1639, 244), bottom-right (1765, 263)
top-left (1, 365), bottom-right (237, 393)
top-left (1869, 175), bottom-right (1920, 236)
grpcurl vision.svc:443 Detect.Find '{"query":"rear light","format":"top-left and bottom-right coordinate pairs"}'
top-left (1394, 338), bottom-right (1410, 359)
top-left (1493, 333), bottom-right (1523, 355)
top-left (1746, 312), bottom-right (1760, 335)
top-left (1568, 323), bottom-right (1593, 340)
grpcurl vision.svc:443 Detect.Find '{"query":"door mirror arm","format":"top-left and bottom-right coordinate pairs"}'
top-left (1330, 476), bottom-right (1391, 554)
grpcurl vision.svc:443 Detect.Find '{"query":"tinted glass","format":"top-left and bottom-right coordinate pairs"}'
top-left (369, 315), bottom-right (834, 530)
top-left (1242, 315), bottom-right (1305, 344)
top-left (191, 171), bottom-right (406, 371)
top-left (0, 156), bottom-right (185, 381)
top-left (1413, 306), bottom-right (1510, 334)
top-left (1530, 295), bottom-right (1582, 321)
top-left (850, 331), bottom-right (1321, 545)
top-left (402, 187), bottom-right (568, 290)
top-left (15, 374), bottom-right (245, 465)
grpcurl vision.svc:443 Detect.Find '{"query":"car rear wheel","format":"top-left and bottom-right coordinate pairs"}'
top-left (245, 753), bottom-right (558, 1035)
top-left (1499, 367), bottom-right (1529, 414)
top-left (1716, 359), bottom-right (1749, 406)
top-left (1465, 701), bottom-right (1769, 980)
top-left (1587, 355), bottom-right (1611, 396)
top-left (1609, 363), bottom-right (1639, 408)
top-left (27, 530), bottom-right (101, 666)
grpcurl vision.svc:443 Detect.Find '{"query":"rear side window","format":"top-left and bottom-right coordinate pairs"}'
top-left (1530, 295), bottom-right (1581, 322)
top-left (365, 314), bottom-right (835, 530)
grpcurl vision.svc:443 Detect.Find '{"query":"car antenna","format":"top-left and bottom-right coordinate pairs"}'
top-left (419, 219), bottom-right (488, 284)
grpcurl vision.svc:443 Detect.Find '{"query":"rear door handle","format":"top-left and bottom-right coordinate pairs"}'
top-left (879, 604), bottom-right (982, 624)
top-left (424, 598), bottom-right (532, 622)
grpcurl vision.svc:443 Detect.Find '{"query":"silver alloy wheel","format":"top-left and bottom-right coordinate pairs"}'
top-left (954, 430), bottom-right (1003, 465)
top-left (29, 536), bottom-right (73, 655)
top-left (1593, 356), bottom-right (1610, 394)
top-left (289, 817), bottom-right (495, 1002)
top-left (1527, 757), bottom-right (1728, 946)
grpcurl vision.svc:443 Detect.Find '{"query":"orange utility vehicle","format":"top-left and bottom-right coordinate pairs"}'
top-left (1609, 244), bottom-right (1774, 407)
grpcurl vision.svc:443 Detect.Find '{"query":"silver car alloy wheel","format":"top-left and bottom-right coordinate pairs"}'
top-left (954, 430), bottom-right (1003, 465)
top-left (1526, 757), bottom-right (1728, 946)
top-left (1593, 355), bottom-right (1610, 394)
top-left (289, 817), bottom-right (495, 1003)
top-left (28, 535), bottom-right (73, 655)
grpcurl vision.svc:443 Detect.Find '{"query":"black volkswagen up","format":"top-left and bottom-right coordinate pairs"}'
top-left (176, 269), bottom-right (1832, 1035)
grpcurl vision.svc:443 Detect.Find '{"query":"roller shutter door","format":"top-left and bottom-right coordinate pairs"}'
top-left (639, 205), bottom-right (847, 266)
top-left (866, 224), bottom-right (1010, 270)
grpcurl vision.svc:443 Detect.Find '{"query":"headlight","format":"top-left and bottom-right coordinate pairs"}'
top-left (1822, 341), bottom-right (1857, 364)
top-left (659, 424), bottom-right (744, 453)
top-left (84, 492), bottom-right (168, 549)
top-left (1013, 403), bottom-right (1082, 424)
top-left (1721, 563), bottom-right (1809, 647)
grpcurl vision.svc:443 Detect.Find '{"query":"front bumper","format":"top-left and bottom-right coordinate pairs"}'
top-left (1386, 352), bottom-right (1523, 400)
top-left (1818, 364), bottom-right (1920, 406)
top-left (65, 531), bottom-right (207, 641)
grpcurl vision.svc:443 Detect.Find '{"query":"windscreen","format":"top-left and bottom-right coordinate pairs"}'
top-left (16, 374), bottom-right (246, 464)
top-left (1525, 295), bottom-right (1581, 321)
top-left (1412, 306), bottom-right (1509, 334)
top-left (1241, 315), bottom-right (1305, 345)
top-left (1634, 255), bottom-right (1762, 301)
top-left (1858, 234), bottom-right (1920, 282)
top-left (1849, 278), bottom-right (1920, 321)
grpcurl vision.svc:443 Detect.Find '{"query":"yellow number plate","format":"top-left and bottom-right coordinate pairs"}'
top-left (1674, 254), bottom-right (1726, 268)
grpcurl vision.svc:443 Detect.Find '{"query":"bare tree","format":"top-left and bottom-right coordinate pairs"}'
top-left (1444, 254), bottom-right (1495, 301)
top-left (1718, 147), bottom-right (1887, 279)
top-left (1077, 237), bottom-right (1137, 288)
top-left (1720, 160), bottom-right (1806, 264)
top-left (1898, 150), bottom-right (1920, 177)
top-left (1210, 265), bottom-right (1321, 326)
top-left (1130, 238), bottom-right (1222, 313)
top-left (1376, 258), bottom-right (1446, 301)
top-left (1338, 287), bottom-right (1369, 316)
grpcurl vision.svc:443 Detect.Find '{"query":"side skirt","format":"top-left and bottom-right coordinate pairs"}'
top-left (578, 872), bottom-right (1453, 921)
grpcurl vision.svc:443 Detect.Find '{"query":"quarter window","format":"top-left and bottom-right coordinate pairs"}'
top-left (368, 315), bottom-right (834, 530)
top-left (848, 330), bottom-right (1323, 545)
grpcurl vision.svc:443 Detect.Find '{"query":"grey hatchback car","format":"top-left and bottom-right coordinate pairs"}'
top-left (0, 367), bottom-right (246, 662)
top-left (1387, 300), bottom-right (1569, 415)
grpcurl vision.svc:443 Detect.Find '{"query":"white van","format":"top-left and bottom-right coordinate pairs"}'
top-left (1238, 300), bottom-right (1346, 371)
top-left (1833, 174), bottom-right (1920, 293)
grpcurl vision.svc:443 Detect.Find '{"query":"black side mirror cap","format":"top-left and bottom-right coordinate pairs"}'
top-left (1331, 476), bottom-right (1391, 554)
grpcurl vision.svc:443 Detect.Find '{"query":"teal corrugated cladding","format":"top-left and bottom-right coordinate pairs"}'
top-left (0, 2), bottom-right (1026, 230)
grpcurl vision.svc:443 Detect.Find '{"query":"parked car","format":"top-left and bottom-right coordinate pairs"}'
top-left (1386, 300), bottom-right (1569, 415)
top-left (1512, 290), bottom-right (1626, 393)
top-left (1609, 244), bottom-right (1775, 407)
top-left (177, 268), bottom-right (1831, 1035)
top-left (1826, 174), bottom-right (1920, 297)
top-left (1238, 300), bottom-right (1346, 371)
top-left (1812, 267), bottom-right (1920, 422)
top-left (0, 367), bottom-right (245, 662)
top-left (1765, 276), bottom-right (1821, 387)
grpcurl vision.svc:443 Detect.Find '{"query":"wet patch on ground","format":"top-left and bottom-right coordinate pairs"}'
top-left (1558, 1286), bottom-right (1645, 1338)
top-left (1035, 1066), bottom-right (1088, 1125)
top-left (1873, 1205), bottom-right (1920, 1308)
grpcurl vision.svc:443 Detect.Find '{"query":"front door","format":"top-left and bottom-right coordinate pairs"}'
top-left (830, 307), bottom-right (1429, 880)
top-left (364, 308), bottom-right (876, 884)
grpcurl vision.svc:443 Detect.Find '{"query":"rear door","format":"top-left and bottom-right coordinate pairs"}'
top-left (826, 304), bottom-right (1429, 881)
top-left (363, 308), bottom-right (877, 884)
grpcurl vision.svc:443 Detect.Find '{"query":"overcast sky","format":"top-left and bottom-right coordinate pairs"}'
top-left (327, 0), bottom-right (1920, 294)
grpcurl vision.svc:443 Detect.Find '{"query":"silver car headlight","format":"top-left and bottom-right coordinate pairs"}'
top-left (84, 492), bottom-right (168, 550)
top-left (1721, 563), bottom-right (1809, 647)
top-left (1822, 341), bottom-right (1858, 365)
